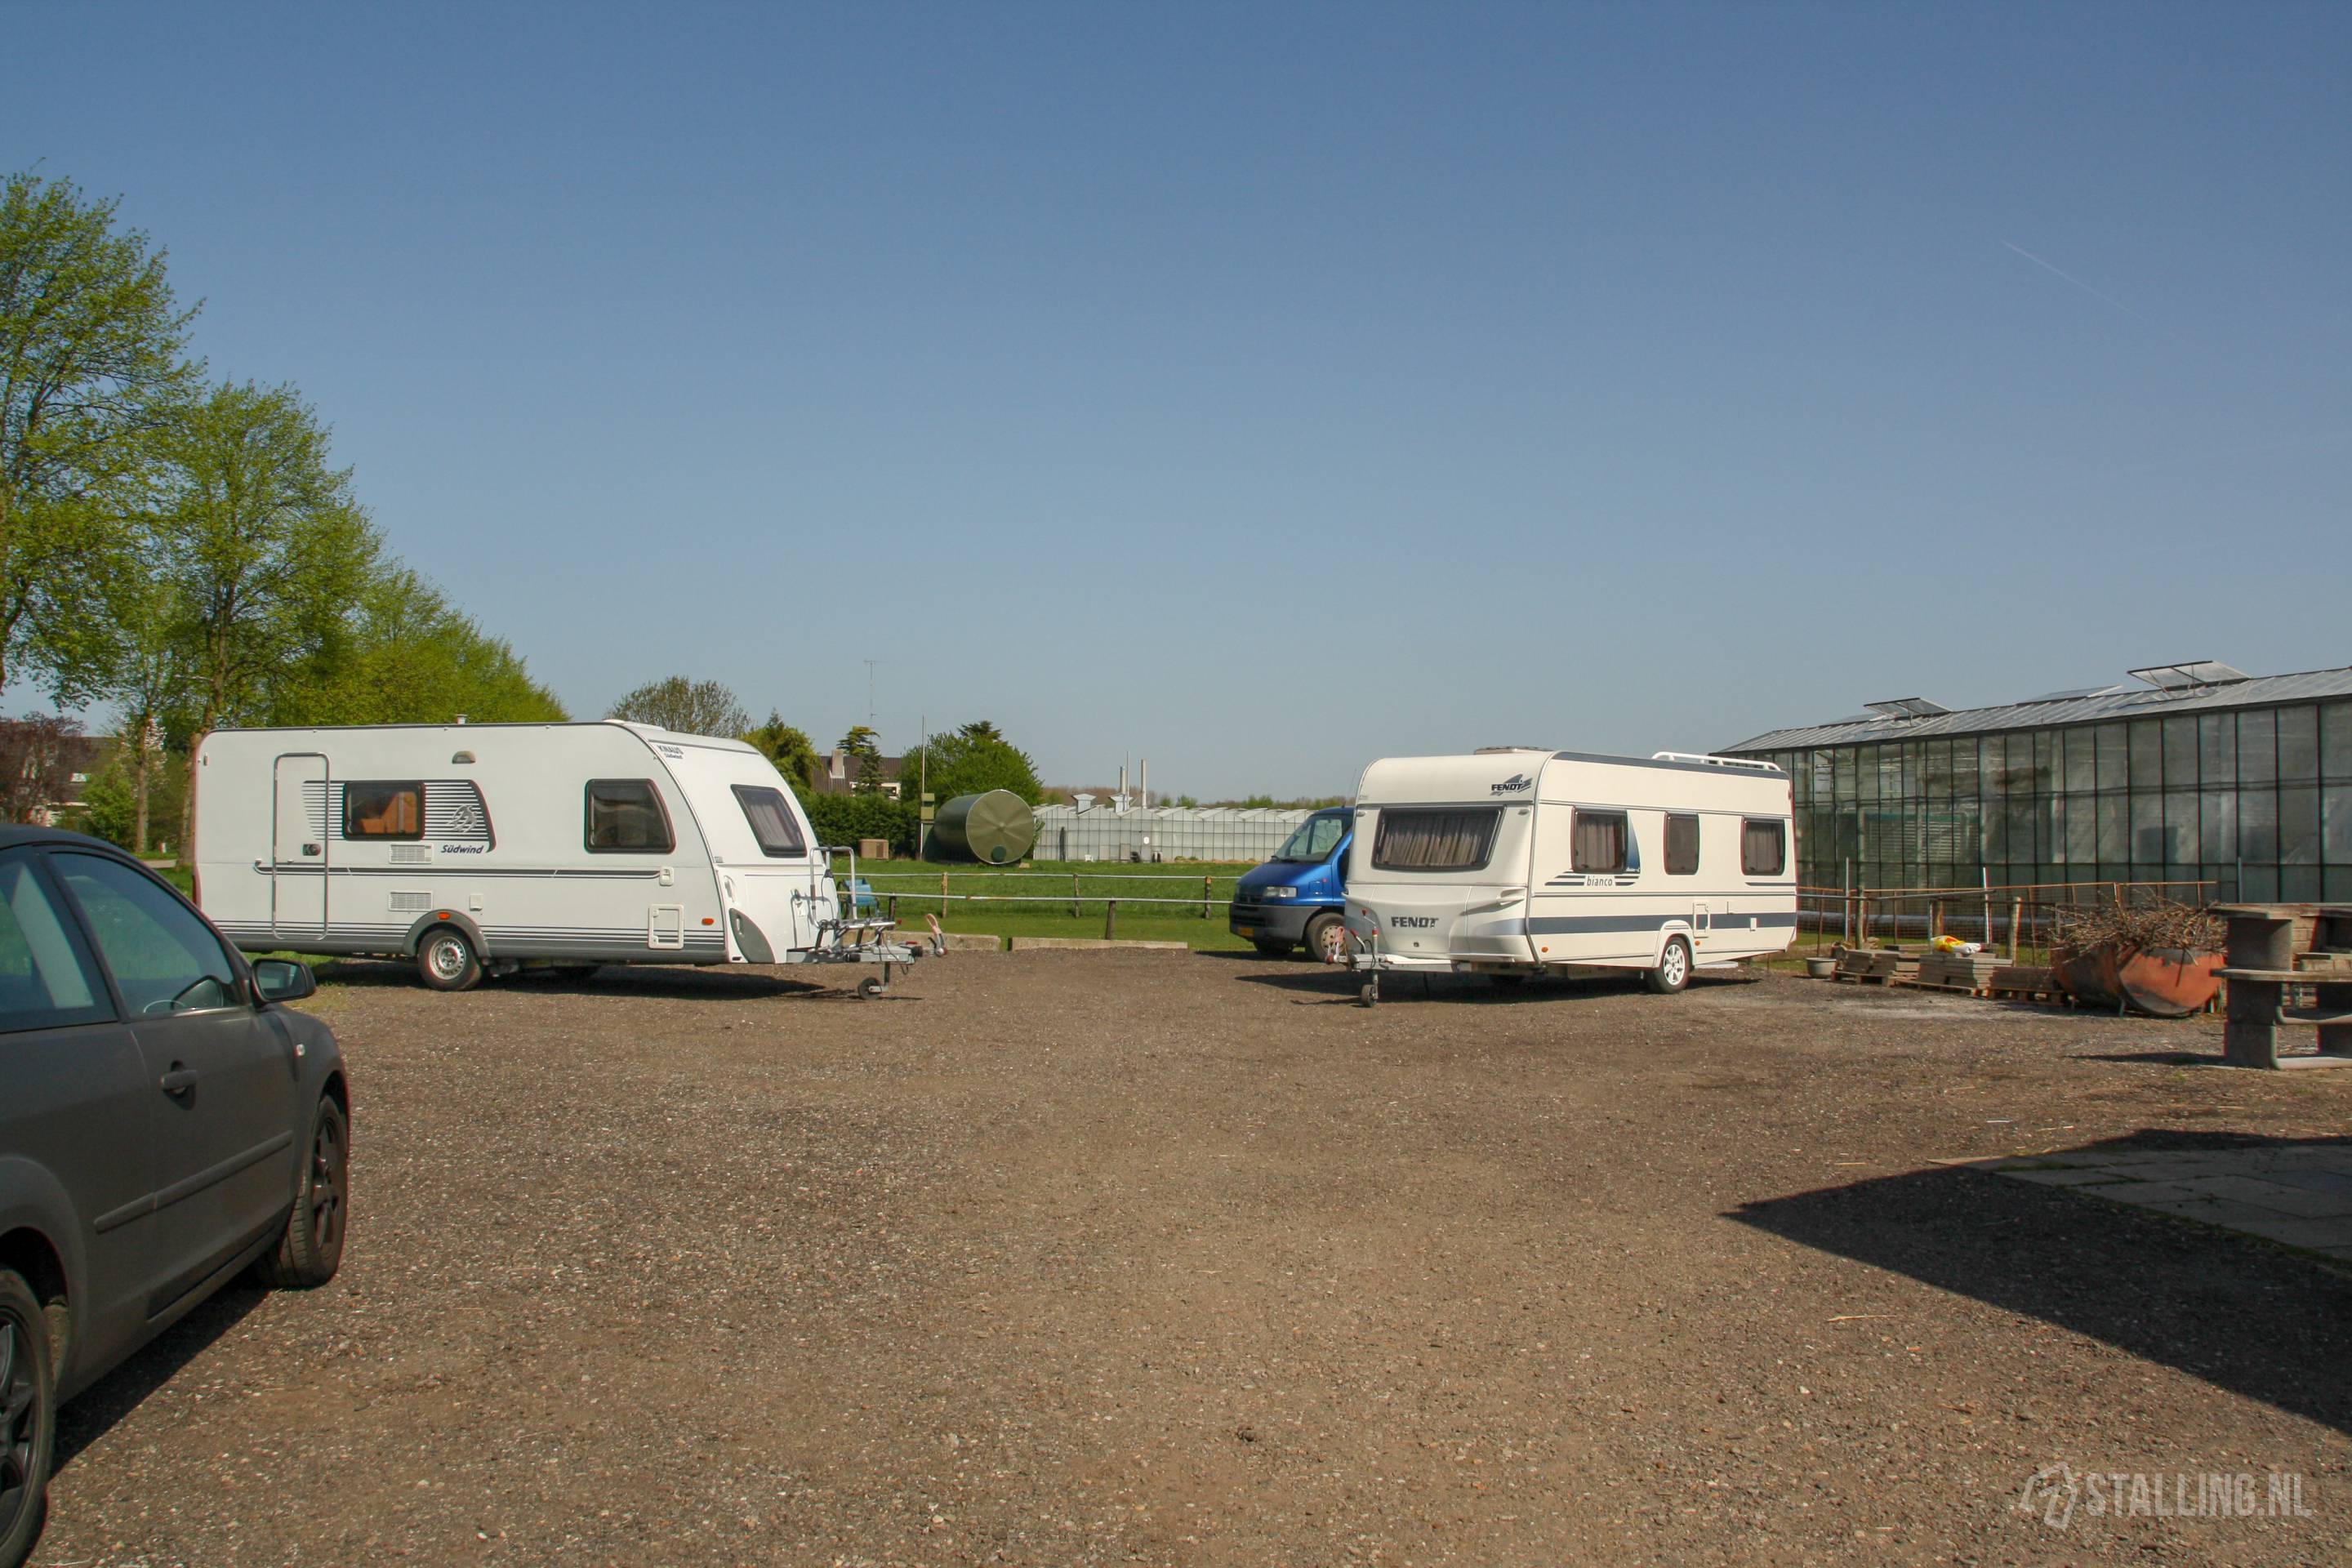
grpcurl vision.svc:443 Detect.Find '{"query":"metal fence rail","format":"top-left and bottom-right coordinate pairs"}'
top-left (1798, 880), bottom-right (2217, 951)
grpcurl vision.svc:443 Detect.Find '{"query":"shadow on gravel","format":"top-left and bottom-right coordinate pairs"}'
top-left (1230, 969), bottom-right (1756, 1003)
top-left (318, 960), bottom-right (832, 1001)
top-left (1731, 1129), bottom-right (2352, 1437)
top-left (55, 1285), bottom-right (267, 1471)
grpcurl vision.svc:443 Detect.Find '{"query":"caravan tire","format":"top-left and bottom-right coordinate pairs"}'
top-left (416, 927), bottom-right (483, 992)
top-left (1646, 936), bottom-right (1692, 996)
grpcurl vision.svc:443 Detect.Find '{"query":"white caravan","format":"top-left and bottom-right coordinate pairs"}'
top-left (192, 721), bottom-right (925, 993)
top-left (1343, 748), bottom-right (1796, 1001)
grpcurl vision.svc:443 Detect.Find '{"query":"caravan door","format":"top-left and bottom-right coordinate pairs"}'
top-left (272, 753), bottom-right (328, 941)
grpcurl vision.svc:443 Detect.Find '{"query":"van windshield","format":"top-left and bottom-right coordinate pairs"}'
top-left (732, 785), bottom-right (808, 858)
top-left (1272, 815), bottom-right (1345, 863)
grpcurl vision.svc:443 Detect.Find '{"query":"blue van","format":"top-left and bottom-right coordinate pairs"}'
top-left (1228, 808), bottom-right (1353, 961)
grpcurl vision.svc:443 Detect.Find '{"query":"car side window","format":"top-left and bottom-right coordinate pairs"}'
top-left (0, 856), bottom-right (112, 1032)
top-left (54, 853), bottom-right (242, 1017)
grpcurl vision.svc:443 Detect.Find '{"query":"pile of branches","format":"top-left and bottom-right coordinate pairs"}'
top-left (2051, 898), bottom-right (2223, 960)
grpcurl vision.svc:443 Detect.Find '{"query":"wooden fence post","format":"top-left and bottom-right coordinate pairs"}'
top-left (1071, 872), bottom-right (1080, 917)
top-left (2008, 899), bottom-right (2022, 960)
top-left (1104, 898), bottom-right (1117, 939)
top-left (1202, 875), bottom-right (1212, 918)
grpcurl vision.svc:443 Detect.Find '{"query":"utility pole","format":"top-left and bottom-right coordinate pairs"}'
top-left (862, 660), bottom-right (881, 728)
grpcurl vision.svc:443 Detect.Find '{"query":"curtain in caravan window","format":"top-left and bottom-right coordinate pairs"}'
top-left (585, 779), bottom-right (675, 853)
top-left (733, 785), bottom-right (808, 858)
top-left (1742, 818), bottom-right (1787, 876)
top-left (344, 782), bottom-right (422, 839)
top-left (1371, 808), bottom-right (1499, 872)
top-left (1571, 811), bottom-right (1628, 873)
top-left (1664, 813), bottom-right (1700, 875)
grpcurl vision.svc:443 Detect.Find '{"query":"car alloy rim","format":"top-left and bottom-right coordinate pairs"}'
top-left (0, 1312), bottom-right (33, 1529)
top-left (1666, 945), bottom-right (1686, 984)
top-left (310, 1117), bottom-right (345, 1254)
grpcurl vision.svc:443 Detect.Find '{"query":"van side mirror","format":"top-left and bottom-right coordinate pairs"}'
top-left (253, 959), bottom-right (318, 1004)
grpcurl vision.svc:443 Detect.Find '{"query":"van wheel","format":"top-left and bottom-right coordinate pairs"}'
top-left (416, 927), bottom-right (483, 991)
top-left (0, 1267), bottom-right (57, 1568)
top-left (1646, 935), bottom-right (1692, 995)
top-left (252, 1095), bottom-right (348, 1290)
top-left (1250, 939), bottom-right (1293, 958)
top-left (1302, 912), bottom-right (1347, 964)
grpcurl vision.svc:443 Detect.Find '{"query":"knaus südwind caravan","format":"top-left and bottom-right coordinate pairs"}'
top-left (193, 721), bottom-right (928, 993)
top-left (1343, 748), bottom-right (1797, 1002)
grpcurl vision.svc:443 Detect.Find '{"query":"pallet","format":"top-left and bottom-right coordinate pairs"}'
top-left (1892, 976), bottom-right (1987, 996)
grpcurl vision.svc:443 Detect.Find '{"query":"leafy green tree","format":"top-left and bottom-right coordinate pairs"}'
top-left (608, 675), bottom-right (749, 737)
top-left (836, 724), bottom-right (884, 793)
top-left (0, 169), bottom-right (198, 700)
top-left (271, 566), bottom-right (564, 727)
top-left (956, 719), bottom-right (1004, 743)
top-left (906, 727), bottom-right (1045, 804)
top-left (742, 710), bottom-right (822, 791)
top-left (158, 381), bottom-right (377, 854)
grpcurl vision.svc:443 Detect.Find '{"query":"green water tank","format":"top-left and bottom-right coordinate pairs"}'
top-left (931, 791), bottom-right (1038, 864)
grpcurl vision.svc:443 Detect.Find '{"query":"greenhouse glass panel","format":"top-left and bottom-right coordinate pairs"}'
top-left (2279, 867), bottom-right (2322, 902)
top-left (2096, 795), bottom-right (2129, 862)
top-left (2128, 721), bottom-right (2163, 790)
top-left (1833, 749), bottom-right (1856, 802)
top-left (2199, 713), bottom-right (2236, 786)
top-left (2060, 728), bottom-right (2096, 794)
top-left (2032, 729), bottom-right (2056, 792)
top-left (2163, 792), bottom-right (2198, 871)
top-left (1979, 738), bottom-right (2002, 800)
top-left (2199, 791), bottom-right (2237, 863)
top-left (2323, 785), bottom-right (2352, 863)
top-left (2239, 788), bottom-right (2279, 862)
top-left (2280, 785), bottom-right (2320, 865)
top-left (2278, 706), bottom-right (2319, 782)
top-left (2066, 795), bottom-right (2097, 863)
top-left (2163, 716), bottom-right (2198, 790)
top-left (2094, 724), bottom-right (2128, 791)
top-left (2130, 794), bottom-right (2165, 866)
top-left (2323, 703), bottom-right (2352, 781)
top-left (2240, 710), bottom-right (2277, 785)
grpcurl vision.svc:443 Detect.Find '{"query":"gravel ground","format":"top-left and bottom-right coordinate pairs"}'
top-left (31, 954), bottom-right (2352, 1566)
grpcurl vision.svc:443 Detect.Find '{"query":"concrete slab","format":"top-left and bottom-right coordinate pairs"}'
top-left (931, 932), bottom-right (1009, 952)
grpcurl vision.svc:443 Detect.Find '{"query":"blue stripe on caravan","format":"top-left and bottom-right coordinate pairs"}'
top-left (1526, 912), bottom-right (1799, 936)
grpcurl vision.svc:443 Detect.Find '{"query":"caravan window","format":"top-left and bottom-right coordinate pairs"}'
top-left (1664, 813), bottom-right (1700, 876)
top-left (344, 782), bottom-right (423, 840)
top-left (732, 785), bottom-right (807, 858)
top-left (585, 779), bottom-right (675, 853)
top-left (1742, 818), bottom-right (1787, 876)
top-left (1371, 808), bottom-right (1499, 872)
top-left (1571, 811), bottom-right (1629, 873)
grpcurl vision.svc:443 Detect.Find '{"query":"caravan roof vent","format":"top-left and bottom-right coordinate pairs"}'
top-left (1652, 751), bottom-right (1780, 773)
top-left (2128, 660), bottom-right (2249, 693)
top-left (1863, 697), bottom-right (1952, 719)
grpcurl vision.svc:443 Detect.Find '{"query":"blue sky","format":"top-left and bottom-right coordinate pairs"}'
top-left (11, 2), bottom-right (2348, 797)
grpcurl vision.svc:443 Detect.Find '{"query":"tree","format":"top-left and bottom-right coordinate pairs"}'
top-left (0, 712), bottom-right (82, 823)
top-left (158, 381), bottom-right (377, 855)
top-left (956, 719), bottom-right (1004, 743)
top-left (0, 170), bottom-right (198, 700)
top-left (836, 724), bottom-right (884, 793)
top-left (904, 726), bottom-right (1045, 804)
top-left (271, 566), bottom-right (566, 727)
top-left (742, 710), bottom-right (822, 791)
top-left (608, 675), bottom-right (749, 737)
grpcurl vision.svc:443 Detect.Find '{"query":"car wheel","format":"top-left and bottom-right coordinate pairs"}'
top-left (416, 926), bottom-right (483, 992)
top-left (1302, 911), bottom-right (1347, 964)
top-left (1250, 939), bottom-right (1293, 958)
top-left (253, 1097), bottom-right (349, 1290)
top-left (1646, 935), bottom-right (1692, 995)
top-left (0, 1268), bottom-right (56, 1568)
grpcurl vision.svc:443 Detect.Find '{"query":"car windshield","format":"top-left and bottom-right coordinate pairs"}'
top-left (1272, 815), bottom-right (1345, 863)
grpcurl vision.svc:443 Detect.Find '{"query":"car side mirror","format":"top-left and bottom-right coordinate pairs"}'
top-left (253, 958), bottom-right (318, 1004)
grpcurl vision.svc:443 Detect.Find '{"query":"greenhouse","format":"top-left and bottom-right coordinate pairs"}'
top-left (1725, 662), bottom-right (2352, 902)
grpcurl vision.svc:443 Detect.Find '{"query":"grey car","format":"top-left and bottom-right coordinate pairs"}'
top-left (0, 827), bottom-right (348, 1566)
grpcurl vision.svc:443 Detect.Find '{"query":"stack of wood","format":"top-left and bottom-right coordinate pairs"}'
top-left (1909, 951), bottom-right (2008, 995)
top-left (1833, 947), bottom-right (1918, 984)
top-left (2051, 899), bottom-right (2223, 962)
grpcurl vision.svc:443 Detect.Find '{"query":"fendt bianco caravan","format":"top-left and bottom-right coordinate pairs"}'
top-left (1343, 748), bottom-right (1797, 1003)
top-left (193, 721), bottom-right (928, 994)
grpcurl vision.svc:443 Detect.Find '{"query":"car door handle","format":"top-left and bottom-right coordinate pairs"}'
top-left (159, 1066), bottom-right (198, 1098)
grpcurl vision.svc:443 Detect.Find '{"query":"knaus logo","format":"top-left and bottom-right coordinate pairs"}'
top-left (1491, 773), bottom-right (1534, 795)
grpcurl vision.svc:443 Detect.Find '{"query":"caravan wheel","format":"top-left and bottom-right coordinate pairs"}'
top-left (416, 927), bottom-right (483, 992)
top-left (1646, 936), bottom-right (1692, 996)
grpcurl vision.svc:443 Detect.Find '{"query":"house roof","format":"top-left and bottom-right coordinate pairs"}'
top-left (1727, 664), bottom-right (2352, 753)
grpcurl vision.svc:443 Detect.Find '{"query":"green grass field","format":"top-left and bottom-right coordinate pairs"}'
top-left (838, 857), bottom-right (1264, 951)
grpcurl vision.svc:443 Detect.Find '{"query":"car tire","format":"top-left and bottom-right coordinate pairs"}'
top-left (252, 1097), bottom-right (349, 1290)
top-left (416, 926), bottom-right (483, 992)
top-left (0, 1267), bottom-right (56, 1568)
top-left (1302, 911), bottom-right (1347, 965)
top-left (1646, 935), bottom-right (1692, 995)
top-left (1250, 939), bottom-right (1294, 958)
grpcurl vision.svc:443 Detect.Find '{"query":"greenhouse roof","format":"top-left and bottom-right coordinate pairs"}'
top-left (1728, 664), bottom-right (2352, 753)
